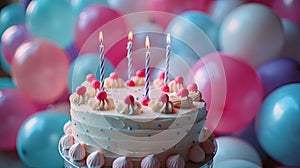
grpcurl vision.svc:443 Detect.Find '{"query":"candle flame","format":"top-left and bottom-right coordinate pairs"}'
top-left (145, 36), bottom-right (150, 49)
top-left (99, 31), bottom-right (103, 43)
top-left (167, 33), bottom-right (171, 44)
top-left (128, 31), bottom-right (133, 41)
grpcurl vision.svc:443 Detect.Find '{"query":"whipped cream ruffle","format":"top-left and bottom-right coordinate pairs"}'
top-left (168, 80), bottom-right (186, 93)
top-left (104, 78), bottom-right (125, 89)
top-left (116, 102), bottom-right (142, 115)
top-left (131, 76), bottom-right (145, 86)
top-left (149, 101), bottom-right (174, 114)
top-left (140, 154), bottom-right (161, 168)
top-left (88, 97), bottom-right (115, 111)
top-left (189, 91), bottom-right (202, 102)
top-left (169, 95), bottom-right (193, 108)
top-left (69, 93), bottom-right (87, 105)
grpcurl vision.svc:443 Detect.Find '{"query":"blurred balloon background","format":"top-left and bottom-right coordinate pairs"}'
top-left (0, 0), bottom-right (299, 167)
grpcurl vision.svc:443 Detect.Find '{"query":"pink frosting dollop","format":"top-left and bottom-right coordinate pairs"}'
top-left (86, 74), bottom-right (96, 82)
top-left (112, 156), bottom-right (133, 168)
top-left (60, 134), bottom-right (74, 150)
top-left (140, 154), bottom-right (161, 168)
top-left (166, 154), bottom-right (185, 168)
top-left (188, 145), bottom-right (205, 163)
top-left (69, 143), bottom-right (86, 161)
top-left (63, 121), bottom-right (72, 134)
top-left (86, 151), bottom-right (105, 168)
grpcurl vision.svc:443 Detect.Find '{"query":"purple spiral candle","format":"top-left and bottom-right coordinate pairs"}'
top-left (145, 36), bottom-right (150, 98)
top-left (127, 32), bottom-right (133, 80)
top-left (99, 32), bottom-right (105, 91)
top-left (164, 33), bottom-right (171, 86)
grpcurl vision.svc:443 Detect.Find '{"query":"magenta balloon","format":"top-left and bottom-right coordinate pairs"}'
top-left (0, 89), bottom-right (37, 150)
top-left (272, 0), bottom-right (300, 26)
top-left (1, 24), bottom-right (33, 64)
top-left (191, 52), bottom-right (263, 133)
top-left (147, 0), bottom-right (213, 28)
top-left (12, 39), bottom-right (70, 104)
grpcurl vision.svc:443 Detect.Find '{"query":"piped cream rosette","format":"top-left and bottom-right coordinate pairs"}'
top-left (149, 93), bottom-right (174, 114)
top-left (153, 72), bottom-right (171, 88)
top-left (168, 76), bottom-right (186, 93)
top-left (187, 83), bottom-right (202, 102)
top-left (169, 88), bottom-right (193, 109)
top-left (104, 72), bottom-right (125, 89)
top-left (88, 90), bottom-right (115, 111)
top-left (116, 95), bottom-right (142, 115)
top-left (70, 85), bottom-right (88, 105)
top-left (131, 69), bottom-right (146, 86)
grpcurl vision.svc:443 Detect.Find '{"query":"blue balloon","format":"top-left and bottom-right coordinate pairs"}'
top-left (165, 11), bottom-right (219, 61)
top-left (0, 3), bottom-right (25, 37)
top-left (26, 0), bottom-right (77, 47)
top-left (17, 110), bottom-right (69, 168)
top-left (71, 0), bottom-right (108, 16)
top-left (0, 47), bottom-right (11, 74)
top-left (0, 77), bottom-right (15, 89)
top-left (255, 83), bottom-right (300, 166)
top-left (68, 53), bottom-right (115, 92)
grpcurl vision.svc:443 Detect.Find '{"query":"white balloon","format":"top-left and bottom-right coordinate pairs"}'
top-left (214, 159), bottom-right (261, 168)
top-left (220, 3), bottom-right (284, 67)
top-left (214, 136), bottom-right (262, 166)
top-left (280, 19), bottom-right (300, 63)
top-left (133, 21), bottom-right (163, 34)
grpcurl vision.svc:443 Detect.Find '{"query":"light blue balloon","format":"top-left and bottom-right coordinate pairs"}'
top-left (255, 83), bottom-right (300, 166)
top-left (0, 47), bottom-right (11, 74)
top-left (68, 53), bottom-right (115, 93)
top-left (0, 77), bottom-right (15, 89)
top-left (0, 3), bottom-right (25, 37)
top-left (71, 0), bottom-right (108, 16)
top-left (165, 11), bottom-right (219, 61)
top-left (26, 0), bottom-right (77, 47)
top-left (17, 110), bottom-right (69, 168)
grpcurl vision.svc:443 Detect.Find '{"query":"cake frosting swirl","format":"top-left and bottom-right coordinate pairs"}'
top-left (104, 72), bottom-right (125, 89)
top-left (116, 95), bottom-right (142, 115)
top-left (88, 90), bottom-right (115, 111)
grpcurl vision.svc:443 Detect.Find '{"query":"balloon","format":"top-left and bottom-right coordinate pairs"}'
top-left (19, 0), bottom-right (32, 11)
top-left (0, 3), bottom-right (25, 38)
top-left (0, 77), bottom-right (15, 89)
top-left (68, 53), bottom-right (115, 92)
top-left (272, 0), bottom-right (300, 26)
top-left (280, 19), bottom-right (300, 62)
top-left (65, 43), bottom-right (79, 62)
top-left (165, 11), bottom-right (219, 61)
top-left (17, 110), bottom-right (69, 168)
top-left (0, 89), bottom-right (37, 150)
top-left (214, 159), bottom-right (261, 168)
top-left (258, 57), bottom-right (300, 97)
top-left (214, 136), bottom-right (262, 166)
top-left (132, 19), bottom-right (163, 34)
top-left (147, 0), bottom-right (213, 29)
top-left (190, 52), bottom-right (263, 133)
top-left (255, 83), bottom-right (300, 166)
top-left (0, 47), bottom-right (11, 74)
top-left (209, 0), bottom-right (243, 25)
top-left (12, 39), bottom-right (70, 104)
top-left (26, 0), bottom-right (77, 47)
top-left (245, 0), bottom-right (274, 7)
top-left (1, 24), bottom-right (33, 64)
top-left (71, 0), bottom-right (108, 16)
top-left (220, 3), bottom-right (284, 67)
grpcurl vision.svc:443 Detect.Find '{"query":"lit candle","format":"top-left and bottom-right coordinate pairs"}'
top-left (144, 36), bottom-right (150, 99)
top-left (164, 33), bottom-right (171, 86)
top-left (99, 31), bottom-right (105, 90)
top-left (127, 31), bottom-right (133, 80)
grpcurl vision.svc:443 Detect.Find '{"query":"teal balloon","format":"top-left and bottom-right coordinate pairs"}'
top-left (0, 78), bottom-right (15, 89)
top-left (0, 47), bottom-right (11, 74)
top-left (166, 11), bottom-right (219, 60)
top-left (17, 110), bottom-right (69, 168)
top-left (71, 0), bottom-right (108, 16)
top-left (26, 0), bottom-right (77, 47)
top-left (68, 53), bottom-right (115, 92)
top-left (255, 83), bottom-right (300, 166)
top-left (0, 3), bottom-right (25, 37)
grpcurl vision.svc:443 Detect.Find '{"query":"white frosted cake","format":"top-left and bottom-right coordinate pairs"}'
top-left (59, 72), bottom-right (216, 168)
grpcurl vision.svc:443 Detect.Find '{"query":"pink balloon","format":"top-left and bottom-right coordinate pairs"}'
top-left (272, 0), bottom-right (300, 26)
top-left (75, 5), bottom-right (128, 66)
top-left (147, 0), bottom-right (214, 29)
top-left (0, 89), bottom-right (37, 150)
top-left (190, 52), bottom-right (263, 134)
top-left (1, 24), bottom-right (33, 64)
top-left (12, 39), bottom-right (70, 104)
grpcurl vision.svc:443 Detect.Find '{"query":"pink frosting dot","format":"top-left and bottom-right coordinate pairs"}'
top-left (141, 97), bottom-right (150, 106)
top-left (175, 76), bottom-right (184, 84)
top-left (159, 72), bottom-right (165, 80)
top-left (187, 83), bottom-right (198, 92)
top-left (124, 95), bottom-right (135, 105)
top-left (96, 91), bottom-right (107, 101)
top-left (110, 72), bottom-right (119, 80)
top-left (76, 86), bottom-right (86, 96)
top-left (92, 80), bottom-right (101, 89)
top-left (177, 88), bottom-right (189, 97)
top-left (159, 94), bottom-right (169, 103)
top-left (86, 74), bottom-right (96, 82)
top-left (161, 85), bottom-right (169, 93)
top-left (126, 80), bottom-right (135, 87)
top-left (136, 69), bottom-right (145, 78)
